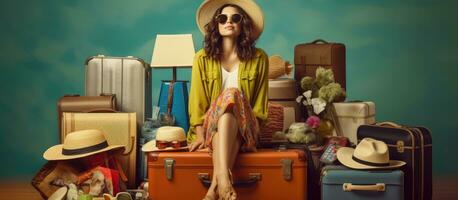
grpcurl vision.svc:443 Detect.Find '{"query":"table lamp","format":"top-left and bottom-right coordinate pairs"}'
top-left (151, 34), bottom-right (195, 132)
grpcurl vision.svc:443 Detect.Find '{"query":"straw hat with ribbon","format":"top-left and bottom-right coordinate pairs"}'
top-left (196, 0), bottom-right (264, 40)
top-left (337, 138), bottom-right (406, 169)
top-left (43, 129), bottom-right (125, 161)
top-left (142, 126), bottom-right (188, 152)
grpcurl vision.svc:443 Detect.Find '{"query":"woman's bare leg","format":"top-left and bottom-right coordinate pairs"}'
top-left (214, 112), bottom-right (240, 200)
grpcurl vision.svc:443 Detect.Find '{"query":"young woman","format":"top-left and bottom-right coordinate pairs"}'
top-left (188, 1), bottom-right (268, 199)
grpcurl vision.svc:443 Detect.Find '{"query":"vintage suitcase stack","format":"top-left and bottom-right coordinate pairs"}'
top-left (358, 122), bottom-right (433, 200)
top-left (321, 165), bottom-right (404, 200)
top-left (85, 55), bottom-right (152, 131)
top-left (57, 94), bottom-right (116, 140)
top-left (268, 78), bottom-right (301, 122)
top-left (294, 39), bottom-right (346, 90)
top-left (147, 149), bottom-right (308, 200)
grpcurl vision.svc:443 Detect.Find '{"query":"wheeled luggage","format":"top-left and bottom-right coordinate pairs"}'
top-left (357, 122), bottom-right (432, 200)
top-left (147, 149), bottom-right (307, 200)
top-left (294, 39), bottom-right (346, 89)
top-left (61, 112), bottom-right (137, 188)
top-left (332, 101), bottom-right (376, 144)
top-left (85, 55), bottom-right (152, 131)
top-left (321, 165), bottom-right (404, 200)
top-left (57, 94), bottom-right (116, 140)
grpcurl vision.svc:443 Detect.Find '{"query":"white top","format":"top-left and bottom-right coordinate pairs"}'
top-left (221, 64), bottom-right (239, 90)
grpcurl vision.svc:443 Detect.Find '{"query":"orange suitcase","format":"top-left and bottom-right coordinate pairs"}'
top-left (147, 149), bottom-right (307, 200)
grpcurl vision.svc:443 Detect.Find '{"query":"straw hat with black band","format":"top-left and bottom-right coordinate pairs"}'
top-left (196, 0), bottom-right (264, 40)
top-left (337, 138), bottom-right (406, 169)
top-left (43, 129), bottom-right (125, 161)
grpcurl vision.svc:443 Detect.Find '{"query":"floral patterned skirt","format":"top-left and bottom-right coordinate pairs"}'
top-left (203, 88), bottom-right (259, 152)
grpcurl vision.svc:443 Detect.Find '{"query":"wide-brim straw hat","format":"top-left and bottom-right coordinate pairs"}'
top-left (43, 129), bottom-right (125, 161)
top-left (196, 0), bottom-right (264, 40)
top-left (337, 138), bottom-right (406, 169)
top-left (142, 126), bottom-right (188, 152)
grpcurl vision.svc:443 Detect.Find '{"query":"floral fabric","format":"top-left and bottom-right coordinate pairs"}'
top-left (203, 88), bottom-right (259, 152)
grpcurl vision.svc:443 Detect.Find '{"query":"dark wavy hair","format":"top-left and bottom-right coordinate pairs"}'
top-left (203, 4), bottom-right (257, 61)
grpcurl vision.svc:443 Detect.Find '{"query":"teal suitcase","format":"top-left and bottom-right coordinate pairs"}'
top-left (321, 166), bottom-right (404, 200)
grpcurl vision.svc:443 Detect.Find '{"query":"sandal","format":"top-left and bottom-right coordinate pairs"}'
top-left (218, 170), bottom-right (237, 200)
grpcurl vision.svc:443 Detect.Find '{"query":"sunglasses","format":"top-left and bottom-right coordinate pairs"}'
top-left (156, 140), bottom-right (187, 150)
top-left (216, 14), bottom-right (243, 24)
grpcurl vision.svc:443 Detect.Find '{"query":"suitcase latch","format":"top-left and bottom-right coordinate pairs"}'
top-left (281, 159), bottom-right (293, 181)
top-left (396, 140), bottom-right (404, 153)
top-left (164, 158), bottom-right (175, 181)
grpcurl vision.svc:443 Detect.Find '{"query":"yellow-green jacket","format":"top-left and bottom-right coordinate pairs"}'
top-left (187, 48), bottom-right (269, 142)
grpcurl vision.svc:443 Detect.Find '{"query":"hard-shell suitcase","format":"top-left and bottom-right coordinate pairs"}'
top-left (332, 101), bottom-right (376, 144)
top-left (294, 39), bottom-right (346, 90)
top-left (85, 55), bottom-right (152, 131)
top-left (147, 149), bottom-right (307, 200)
top-left (357, 122), bottom-right (432, 200)
top-left (57, 94), bottom-right (116, 140)
top-left (61, 112), bottom-right (137, 188)
top-left (321, 165), bottom-right (404, 200)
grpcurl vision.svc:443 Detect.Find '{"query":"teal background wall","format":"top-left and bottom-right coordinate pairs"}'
top-left (1, 0), bottom-right (457, 180)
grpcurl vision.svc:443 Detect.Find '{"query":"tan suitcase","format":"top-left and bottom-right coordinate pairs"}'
top-left (148, 149), bottom-right (307, 200)
top-left (57, 94), bottom-right (116, 141)
top-left (61, 112), bottom-right (137, 188)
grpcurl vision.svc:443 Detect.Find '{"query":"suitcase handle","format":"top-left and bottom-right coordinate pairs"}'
top-left (377, 121), bottom-right (402, 128)
top-left (198, 173), bottom-right (261, 187)
top-left (342, 183), bottom-right (385, 192)
top-left (309, 39), bottom-right (328, 44)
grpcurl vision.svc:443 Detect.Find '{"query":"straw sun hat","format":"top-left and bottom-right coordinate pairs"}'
top-left (337, 138), bottom-right (406, 169)
top-left (196, 0), bottom-right (264, 40)
top-left (43, 129), bottom-right (125, 161)
top-left (142, 126), bottom-right (188, 152)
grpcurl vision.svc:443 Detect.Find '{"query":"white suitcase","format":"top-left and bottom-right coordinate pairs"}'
top-left (332, 101), bottom-right (376, 144)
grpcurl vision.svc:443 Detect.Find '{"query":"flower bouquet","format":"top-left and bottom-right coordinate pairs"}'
top-left (295, 67), bottom-right (346, 144)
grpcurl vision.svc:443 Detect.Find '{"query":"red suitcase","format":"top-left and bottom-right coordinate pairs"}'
top-left (147, 149), bottom-right (307, 200)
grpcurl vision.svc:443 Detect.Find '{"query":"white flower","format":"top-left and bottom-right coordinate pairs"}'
top-left (303, 100), bottom-right (308, 106)
top-left (302, 90), bottom-right (312, 105)
top-left (296, 95), bottom-right (303, 103)
top-left (303, 90), bottom-right (312, 100)
top-left (311, 98), bottom-right (327, 115)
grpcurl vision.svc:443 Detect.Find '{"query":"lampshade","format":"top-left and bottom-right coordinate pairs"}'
top-left (151, 34), bottom-right (195, 68)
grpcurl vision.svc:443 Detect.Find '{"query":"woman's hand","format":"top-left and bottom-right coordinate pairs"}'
top-left (189, 125), bottom-right (205, 152)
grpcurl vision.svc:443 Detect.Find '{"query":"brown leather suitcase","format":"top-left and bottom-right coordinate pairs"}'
top-left (294, 39), bottom-right (346, 90)
top-left (148, 149), bottom-right (307, 200)
top-left (57, 94), bottom-right (116, 140)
